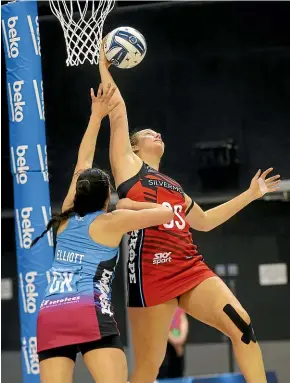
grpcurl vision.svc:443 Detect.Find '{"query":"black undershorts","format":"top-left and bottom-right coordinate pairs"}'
top-left (38, 334), bottom-right (123, 363)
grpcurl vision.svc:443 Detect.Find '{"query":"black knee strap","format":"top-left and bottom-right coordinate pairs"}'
top-left (223, 304), bottom-right (257, 345)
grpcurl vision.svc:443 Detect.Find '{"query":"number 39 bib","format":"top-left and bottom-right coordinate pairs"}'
top-left (157, 188), bottom-right (189, 232)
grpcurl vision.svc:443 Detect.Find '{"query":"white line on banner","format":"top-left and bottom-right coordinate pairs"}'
top-left (22, 338), bottom-right (31, 374)
top-left (19, 273), bottom-right (27, 313)
top-left (27, 15), bottom-right (38, 56)
top-left (15, 209), bottom-right (23, 248)
top-left (42, 206), bottom-right (53, 246)
top-left (33, 80), bottom-right (43, 120)
top-left (37, 145), bottom-right (48, 181)
top-left (10, 147), bottom-right (17, 174)
top-left (37, 144), bottom-right (45, 172)
top-left (1, 20), bottom-right (10, 58)
top-left (7, 83), bottom-right (15, 121)
top-left (46, 271), bottom-right (51, 284)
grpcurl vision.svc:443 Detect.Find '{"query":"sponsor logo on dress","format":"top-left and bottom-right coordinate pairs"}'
top-left (96, 269), bottom-right (114, 316)
top-left (153, 252), bottom-right (172, 265)
top-left (40, 296), bottom-right (81, 309)
top-left (128, 230), bottom-right (139, 283)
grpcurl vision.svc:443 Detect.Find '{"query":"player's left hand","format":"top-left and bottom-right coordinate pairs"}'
top-left (91, 83), bottom-right (118, 119)
top-left (248, 168), bottom-right (280, 200)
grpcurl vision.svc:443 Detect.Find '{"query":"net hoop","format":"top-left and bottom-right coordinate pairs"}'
top-left (49, 0), bottom-right (115, 66)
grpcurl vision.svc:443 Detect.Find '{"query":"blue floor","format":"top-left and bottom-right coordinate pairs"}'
top-left (158, 371), bottom-right (278, 383)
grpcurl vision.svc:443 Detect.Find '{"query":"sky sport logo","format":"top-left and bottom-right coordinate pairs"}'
top-left (7, 80), bottom-right (25, 123)
top-left (21, 337), bottom-right (39, 375)
top-left (15, 206), bottom-right (53, 249)
top-left (1, 16), bottom-right (20, 59)
top-left (153, 252), bottom-right (172, 265)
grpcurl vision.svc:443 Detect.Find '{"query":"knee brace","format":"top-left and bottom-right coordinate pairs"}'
top-left (223, 304), bottom-right (257, 345)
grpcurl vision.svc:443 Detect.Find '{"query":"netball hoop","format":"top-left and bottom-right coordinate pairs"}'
top-left (49, 0), bottom-right (115, 66)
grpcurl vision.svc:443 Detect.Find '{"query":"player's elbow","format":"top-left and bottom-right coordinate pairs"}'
top-left (75, 159), bottom-right (91, 171)
top-left (201, 222), bottom-right (212, 232)
top-left (189, 215), bottom-right (211, 232)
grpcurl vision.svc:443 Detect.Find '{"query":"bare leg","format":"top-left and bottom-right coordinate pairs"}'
top-left (179, 276), bottom-right (267, 383)
top-left (129, 298), bottom-right (178, 383)
top-left (83, 348), bottom-right (127, 383)
top-left (40, 357), bottom-right (74, 383)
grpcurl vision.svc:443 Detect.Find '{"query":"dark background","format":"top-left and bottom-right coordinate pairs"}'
top-left (2, 1), bottom-right (290, 351)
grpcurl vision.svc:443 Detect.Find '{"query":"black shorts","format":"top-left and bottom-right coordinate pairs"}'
top-left (38, 335), bottom-right (123, 363)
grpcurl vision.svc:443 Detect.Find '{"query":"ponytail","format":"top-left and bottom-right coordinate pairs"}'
top-left (30, 207), bottom-right (74, 248)
top-left (30, 167), bottom-right (111, 248)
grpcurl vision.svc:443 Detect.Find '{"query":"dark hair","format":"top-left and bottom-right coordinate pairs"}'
top-left (30, 168), bottom-right (110, 248)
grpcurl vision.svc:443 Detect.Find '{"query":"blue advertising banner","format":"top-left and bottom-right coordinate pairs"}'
top-left (2, 1), bottom-right (54, 382)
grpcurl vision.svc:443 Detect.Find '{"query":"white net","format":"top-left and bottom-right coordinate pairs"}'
top-left (49, 0), bottom-right (115, 66)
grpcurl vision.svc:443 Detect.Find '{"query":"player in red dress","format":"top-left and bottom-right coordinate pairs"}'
top-left (117, 161), bottom-right (216, 307)
top-left (99, 47), bottom-right (280, 383)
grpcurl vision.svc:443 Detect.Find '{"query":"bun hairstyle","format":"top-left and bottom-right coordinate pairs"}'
top-left (30, 168), bottom-right (110, 247)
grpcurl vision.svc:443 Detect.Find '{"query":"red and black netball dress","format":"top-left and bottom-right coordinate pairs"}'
top-left (117, 163), bottom-right (216, 307)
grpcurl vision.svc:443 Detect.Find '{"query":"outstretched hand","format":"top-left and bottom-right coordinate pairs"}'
top-left (248, 168), bottom-right (280, 200)
top-left (91, 83), bottom-right (118, 119)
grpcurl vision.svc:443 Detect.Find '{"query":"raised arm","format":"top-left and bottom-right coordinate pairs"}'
top-left (184, 168), bottom-right (280, 232)
top-left (99, 45), bottom-right (142, 187)
top-left (62, 84), bottom-right (117, 212)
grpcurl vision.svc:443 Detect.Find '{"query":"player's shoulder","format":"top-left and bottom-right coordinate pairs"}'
top-left (93, 210), bottom-right (133, 226)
